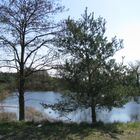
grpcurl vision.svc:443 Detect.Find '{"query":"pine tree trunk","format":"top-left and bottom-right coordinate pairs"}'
top-left (91, 106), bottom-right (96, 124)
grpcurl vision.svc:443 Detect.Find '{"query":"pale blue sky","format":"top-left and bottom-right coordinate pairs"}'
top-left (60, 0), bottom-right (140, 64)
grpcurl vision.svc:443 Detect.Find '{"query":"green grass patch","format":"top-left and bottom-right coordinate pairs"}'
top-left (0, 121), bottom-right (140, 140)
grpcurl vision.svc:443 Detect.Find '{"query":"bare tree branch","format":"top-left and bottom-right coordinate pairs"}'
top-left (0, 0), bottom-right (64, 120)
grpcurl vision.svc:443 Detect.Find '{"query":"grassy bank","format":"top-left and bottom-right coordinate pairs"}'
top-left (0, 121), bottom-right (140, 140)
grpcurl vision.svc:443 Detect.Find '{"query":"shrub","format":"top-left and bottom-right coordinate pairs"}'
top-left (0, 112), bottom-right (17, 121)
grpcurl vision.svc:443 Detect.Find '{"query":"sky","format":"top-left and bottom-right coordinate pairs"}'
top-left (60, 0), bottom-right (140, 64)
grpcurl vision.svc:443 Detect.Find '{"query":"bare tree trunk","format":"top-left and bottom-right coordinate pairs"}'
top-left (18, 69), bottom-right (25, 121)
top-left (136, 73), bottom-right (139, 87)
top-left (19, 87), bottom-right (25, 121)
top-left (91, 106), bottom-right (96, 124)
top-left (19, 28), bottom-right (25, 120)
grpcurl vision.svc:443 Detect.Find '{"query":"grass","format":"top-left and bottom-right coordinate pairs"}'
top-left (0, 121), bottom-right (140, 140)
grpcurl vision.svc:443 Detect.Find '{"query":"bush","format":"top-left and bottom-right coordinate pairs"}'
top-left (25, 107), bottom-right (46, 122)
top-left (0, 112), bottom-right (17, 121)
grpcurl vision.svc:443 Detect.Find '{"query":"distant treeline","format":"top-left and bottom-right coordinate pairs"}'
top-left (0, 71), bottom-right (67, 94)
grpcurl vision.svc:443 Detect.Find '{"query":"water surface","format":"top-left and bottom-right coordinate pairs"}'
top-left (1, 91), bottom-right (140, 123)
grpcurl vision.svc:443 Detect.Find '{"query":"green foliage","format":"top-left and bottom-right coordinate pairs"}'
top-left (0, 72), bottom-right (17, 100)
top-left (126, 61), bottom-right (140, 96)
top-left (0, 71), bottom-right (67, 102)
top-left (0, 72), bottom-right (16, 90)
top-left (49, 8), bottom-right (132, 123)
top-left (25, 71), bottom-right (67, 91)
top-left (0, 121), bottom-right (140, 140)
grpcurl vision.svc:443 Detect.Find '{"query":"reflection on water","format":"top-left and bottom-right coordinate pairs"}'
top-left (1, 91), bottom-right (140, 123)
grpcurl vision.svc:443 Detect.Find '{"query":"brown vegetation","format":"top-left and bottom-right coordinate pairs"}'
top-left (0, 112), bottom-right (17, 121)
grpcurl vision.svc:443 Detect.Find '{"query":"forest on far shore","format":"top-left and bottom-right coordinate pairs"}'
top-left (0, 71), bottom-right (67, 99)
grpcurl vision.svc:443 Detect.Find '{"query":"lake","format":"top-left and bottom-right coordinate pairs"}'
top-left (0, 91), bottom-right (140, 123)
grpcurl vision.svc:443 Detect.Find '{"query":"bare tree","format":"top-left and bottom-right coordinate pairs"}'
top-left (0, 0), bottom-right (64, 120)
